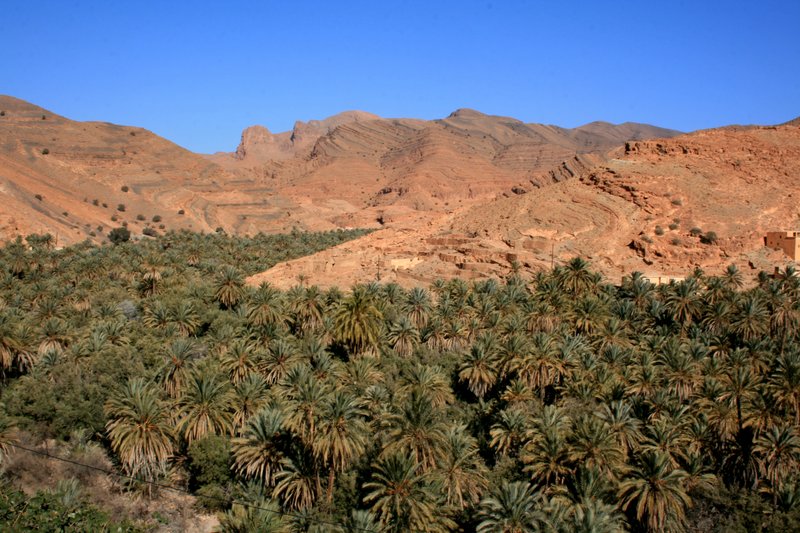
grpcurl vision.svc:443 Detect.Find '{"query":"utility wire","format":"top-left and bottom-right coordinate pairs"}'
top-left (4, 441), bottom-right (372, 533)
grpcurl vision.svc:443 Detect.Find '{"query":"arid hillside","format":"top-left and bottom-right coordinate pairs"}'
top-left (248, 121), bottom-right (800, 288)
top-left (0, 95), bottom-right (245, 242)
top-left (0, 96), bottom-right (678, 244)
top-left (211, 109), bottom-right (680, 220)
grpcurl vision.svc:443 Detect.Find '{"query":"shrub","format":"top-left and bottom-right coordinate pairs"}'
top-left (41, 148), bottom-right (50, 155)
top-left (92, 199), bottom-right (99, 206)
top-left (178, 209), bottom-right (185, 215)
top-left (669, 222), bottom-right (679, 230)
top-left (102, 202), bottom-right (108, 208)
top-left (671, 198), bottom-right (683, 206)
top-left (152, 214), bottom-right (162, 222)
top-left (122, 221), bottom-right (128, 227)
top-left (215, 227), bottom-right (225, 234)
top-left (158, 224), bottom-right (165, 229)
top-left (701, 231), bottom-right (718, 245)
top-left (110, 214), bottom-right (118, 222)
top-left (142, 227), bottom-right (157, 237)
top-left (136, 214), bottom-right (145, 221)
top-left (654, 226), bottom-right (665, 236)
top-left (117, 204), bottom-right (126, 212)
top-left (108, 227), bottom-right (130, 244)
top-left (96, 225), bottom-right (103, 232)
top-left (641, 235), bottom-right (653, 244)
top-left (41, 114), bottom-right (46, 120)
top-left (121, 185), bottom-right (129, 192)
top-left (62, 212), bottom-right (68, 217)
top-left (690, 227), bottom-right (703, 236)
top-left (34, 194), bottom-right (43, 201)
top-left (0, 111), bottom-right (5, 116)
top-left (671, 238), bottom-right (682, 246)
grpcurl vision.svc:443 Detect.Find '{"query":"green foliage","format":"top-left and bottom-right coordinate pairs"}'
top-left (108, 226), bottom-right (131, 244)
top-left (701, 230), bottom-right (719, 244)
top-left (0, 481), bottom-right (141, 531)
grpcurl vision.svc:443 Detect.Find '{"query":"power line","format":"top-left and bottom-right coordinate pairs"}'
top-left (5, 441), bottom-right (371, 532)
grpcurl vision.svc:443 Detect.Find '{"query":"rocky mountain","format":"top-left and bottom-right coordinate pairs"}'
top-left (248, 121), bottom-right (800, 288)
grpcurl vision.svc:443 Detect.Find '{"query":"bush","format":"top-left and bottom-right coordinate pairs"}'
top-left (62, 212), bottom-right (68, 217)
top-left (41, 114), bottom-right (46, 120)
top-left (152, 214), bottom-right (162, 222)
top-left (34, 194), bottom-right (43, 201)
top-left (136, 214), bottom-right (145, 221)
top-left (641, 235), bottom-right (653, 244)
top-left (690, 227), bottom-right (703, 236)
top-left (117, 204), bottom-right (126, 212)
top-left (142, 227), bottom-right (157, 237)
top-left (108, 227), bottom-right (131, 244)
top-left (41, 148), bottom-right (49, 155)
top-left (102, 202), bottom-right (108, 208)
top-left (654, 226), bottom-right (665, 236)
top-left (92, 199), bottom-right (99, 206)
top-left (701, 231), bottom-right (719, 245)
top-left (671, 238), bottom-right (682, 246)
top-left (178, 209), bottom-right (185, 215)
top-left (0, 111), bottom-right (5, 116)
top-left (121, 185), bottom-right (129, 193)
top-left (669, 222), bottom-right (679, 230)
top-left (110, 214), bottom-right (118, 222)
top-left (671, 198), bottom-right (683, 206)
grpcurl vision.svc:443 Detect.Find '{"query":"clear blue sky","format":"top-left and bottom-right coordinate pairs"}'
top-left (2, 1), bottom-right (798, 153)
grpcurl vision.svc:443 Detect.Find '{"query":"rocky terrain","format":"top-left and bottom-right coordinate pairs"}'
top-left (4, 94), bottom-right (797, 288)
top-left (249, 122), bottom-right (800, 288)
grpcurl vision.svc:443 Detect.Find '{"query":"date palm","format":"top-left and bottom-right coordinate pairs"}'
top-left (247, 282), bottom-right (287, 327)
top-left (215, 266), bottom-right (245, 310)
top-left (105, 378), bottom-right (174, 480)
top-left (754, 425), bottom-right (800, 496)
top-left (259, 337), bottom-right (301, 385)
top-left (313, 391), bottom-right (369, 504)
top-left (220, 338), bottom-right (261, 386)
top-left (273, 454), bottom-right (318, 510)
top-left (476, 480), bottom-right (542, 533)
top-left (569, 415), bottom-right (627, 481)
top-left (490, 408), bottom-right (531, 458)
top-left (231, 405), bottom-right (287, 486)
top-left (333, 285), bottom-right (383, 354)
top-left (158, 338), bottom-right (199, 397)
top-left (459, 334), bottom-right (500, 400)
top-left (404, 287), bottom-right (432, 329)
top-left (382, 390), bottom-right (449, 471)
top-left (175, 370), bottom-right (235, 444)
top-left (386, 316), bottom-right (419, 357)
top-left (363, 452), bottom-right (441, 533)
top-left (232, 373), bottom-right (269, 431)
top-left (397, 363), bottom-right (454, 408)
top-left (618, 452), bottom-right (691, 533)
top-left (434, 424), bottom-right (488, 508)
top-left (170, 299), bottom-right (201, 336)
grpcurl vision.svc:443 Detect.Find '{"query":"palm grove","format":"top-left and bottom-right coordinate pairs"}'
top-left (0, 229), bottom-right (799, 532)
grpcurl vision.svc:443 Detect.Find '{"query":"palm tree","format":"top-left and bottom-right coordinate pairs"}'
top-left (170, 300), bottom-right (201, 336)
top-left (232, 373), bottom-right (269, 431)
top-left (218, 495), bottom-right (288, 533)
top-left (247, 282), bottom-right (287, 327)
top-left (618, 452), bottom-right (691, 533)
top-left (490, 408), bottom-right (531, 458)
top-left (404, 287), bottom-right (432, 329)
top-left (386, 316), bottom-right (419, 357)
top-left (175, 371), bottom-right (235, 444)
top-left (569, 414), bottom-right (627, 481)
top-left (313, 391), bottom-right (369, 504)
top-left (0, 411), bottom-right (18, 465)
top-left (459, 334), bottom-right (500, 400)
top-left (568, 499), bottom-right (625, 533)
top-left (231, 405), bottom-right (288, 486)
top-left (158, 338), bottom-right (199, 397)
top-left (104, 378), bottom-right (174, 480)
top-left (476, 480), bottom-right (542, 533)
top-left (363, 452), bottom-right (443, 533)
top-left (259, 337), bottom-right (301, 385)
top-left (220, 338), bottom-right (261, 386)
top-left (558, 257), bottom-right (599, 296)
top-left (332, 286), bottom-right (383, 354)
top-left (382, 390), bottom-right (449, 471)
top-left (273, 454), bottom-right (318, 511)
top-left (215, 266), bottom-right (245, 310)
top-left (754, 425), bottom-right (800, 497)
top-left (769, 351), bottom-right (800, 425)
top-left (434, 424), bottom-right (488, 509)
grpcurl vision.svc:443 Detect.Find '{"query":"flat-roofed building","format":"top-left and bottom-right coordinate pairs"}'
top-left (765, 231), bottom-right (800, 260)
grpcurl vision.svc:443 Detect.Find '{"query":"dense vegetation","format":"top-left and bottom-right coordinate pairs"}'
top-left (0, 230), bottom-right (799, 532)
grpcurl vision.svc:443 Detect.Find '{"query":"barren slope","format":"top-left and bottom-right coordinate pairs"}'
top-left (249, 122), bottom-right (800, 288)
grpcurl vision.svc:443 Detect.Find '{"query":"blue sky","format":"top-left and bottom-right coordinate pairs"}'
top-left (2, 1), bottom-right (798, 153)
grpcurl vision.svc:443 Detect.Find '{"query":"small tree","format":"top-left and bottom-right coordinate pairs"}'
top-left (700, 231), bottom-right (718, 245)
top-left (117, 204), bottom-right (126, 212)
top-left (121, 185), bottom-right (129, 193)
top-left (108, 227), bottom-right (131, 244)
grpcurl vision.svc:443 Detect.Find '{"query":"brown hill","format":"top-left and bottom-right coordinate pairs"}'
top-left (213, 109), bottom-right (679, 216)
top-left (0, 96), bottom-right (681, 252)
top-left (248, 122), bottom-right (800, 288)
top-left (0, 95), bottom-right (237, 242)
